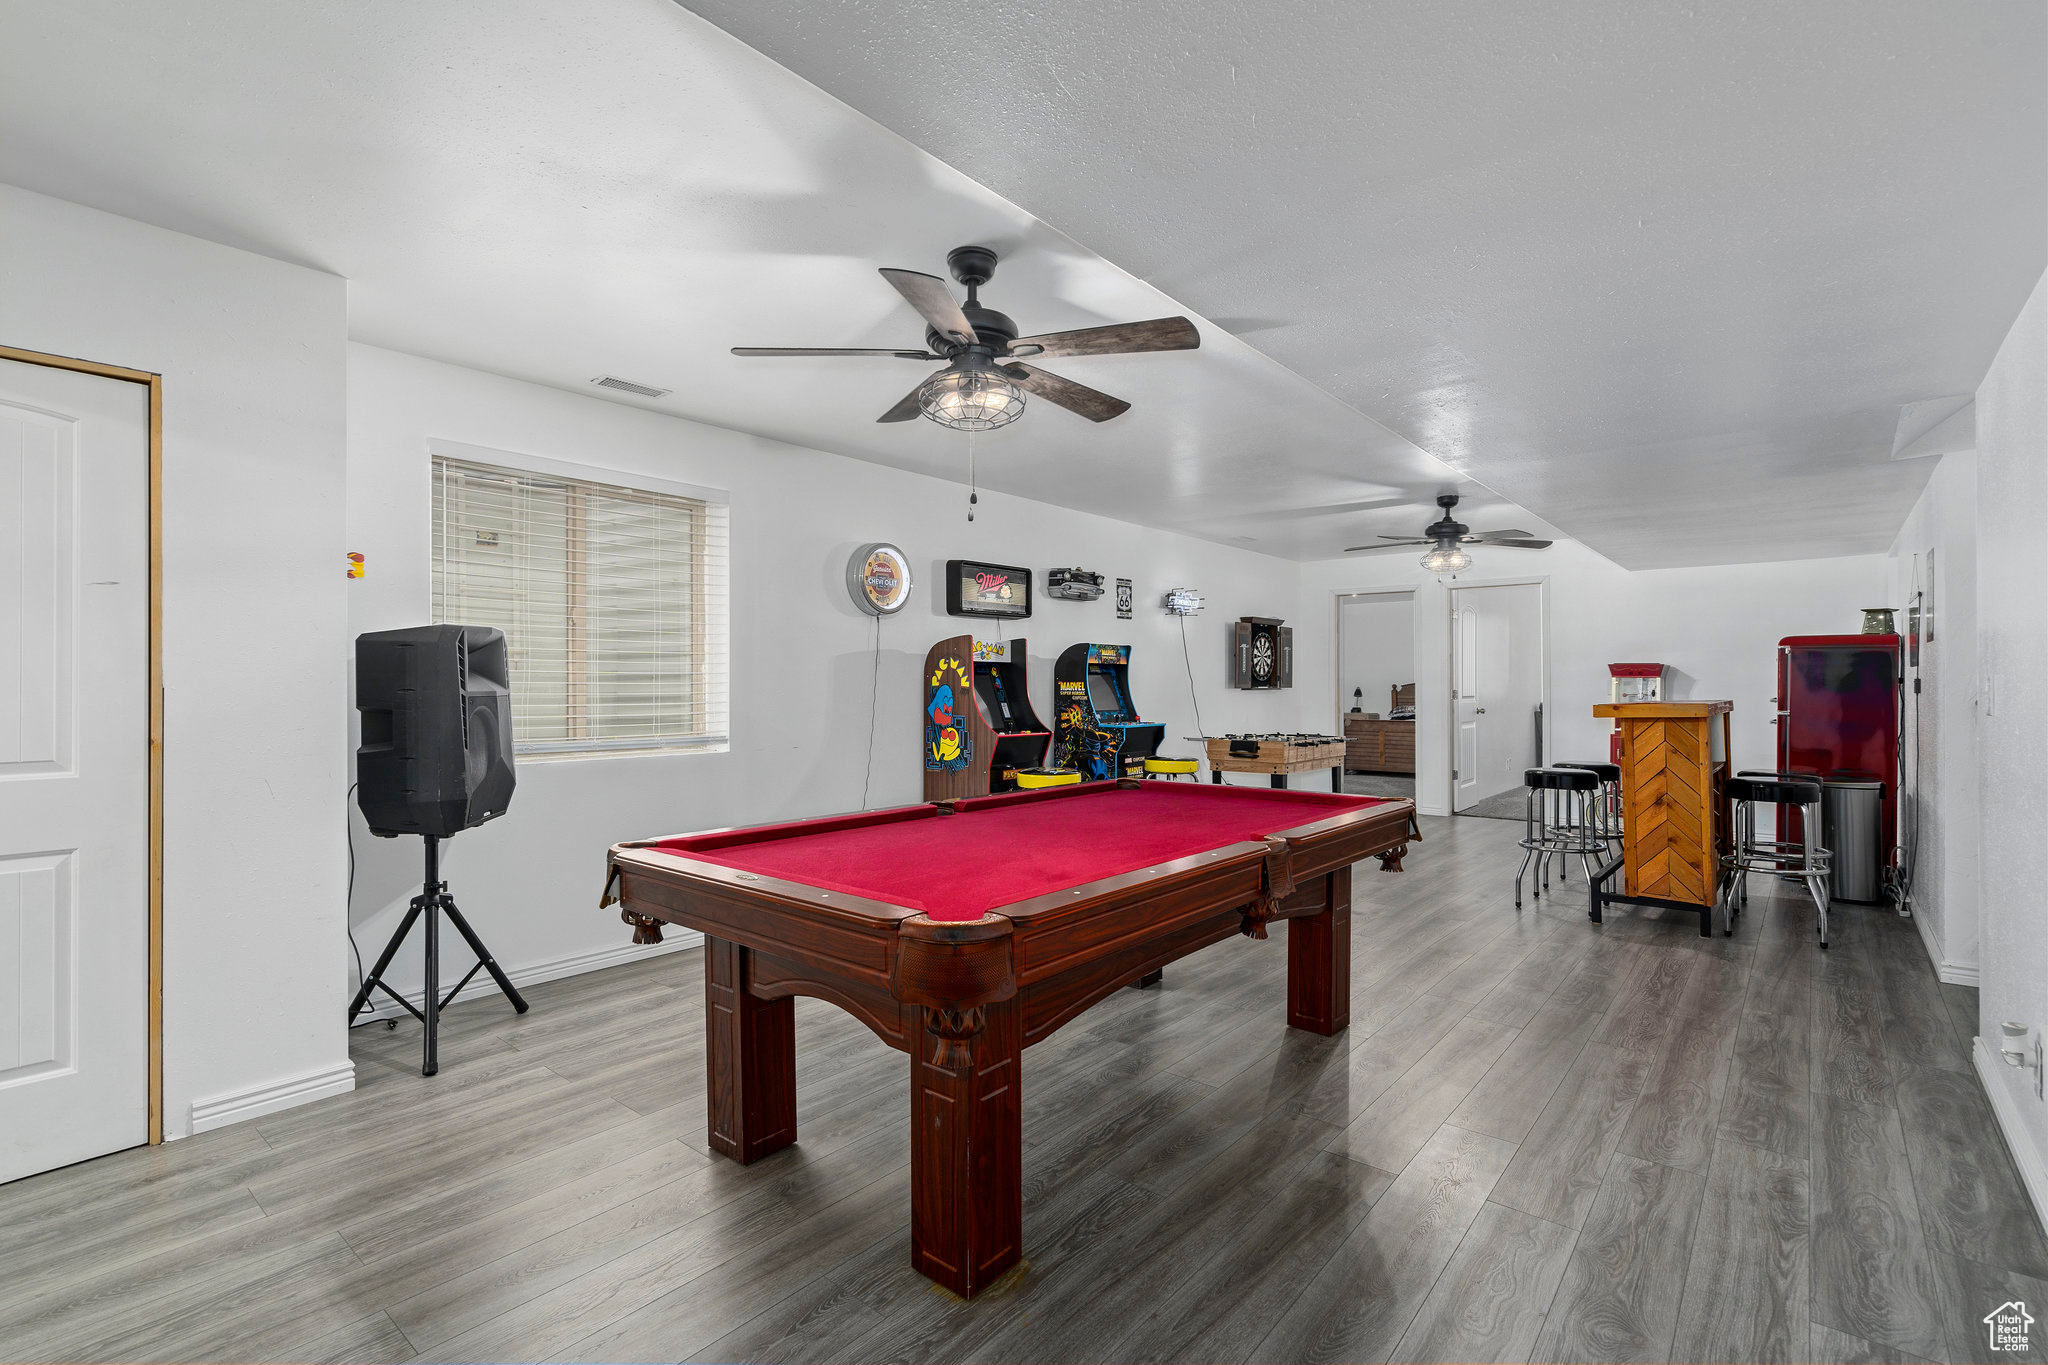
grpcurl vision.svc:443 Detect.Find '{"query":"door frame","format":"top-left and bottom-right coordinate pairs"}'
top-left (0, 344), bottom-right (164, 1146)
top-left (1446, 575), bottom-right (1551, 812)
top-left (1330, 588), bottom-right (1417, 734)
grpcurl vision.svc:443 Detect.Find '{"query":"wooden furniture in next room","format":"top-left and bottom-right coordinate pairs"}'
top-left (1344, 683), bottom-right (1416, 774)
top-left (1588, 700), bottom-right (1732, 936)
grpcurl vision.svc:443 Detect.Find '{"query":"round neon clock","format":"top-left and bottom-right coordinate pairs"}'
top-left (848, 542), bottom-right (913, 616)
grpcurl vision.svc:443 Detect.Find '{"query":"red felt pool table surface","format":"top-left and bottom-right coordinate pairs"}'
top-left (645, 782), bottom-right (1395, 922)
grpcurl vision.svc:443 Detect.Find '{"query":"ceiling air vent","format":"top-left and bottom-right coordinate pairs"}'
top-left (590, 375), bottom-right (671, 399)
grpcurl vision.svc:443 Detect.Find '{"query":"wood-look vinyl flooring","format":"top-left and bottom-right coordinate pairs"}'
top-left (2, 814), bottom-right (2043, 1363)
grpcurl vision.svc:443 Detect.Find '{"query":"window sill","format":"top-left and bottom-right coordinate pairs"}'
top-left (515, 739), bottom-right (729, 763)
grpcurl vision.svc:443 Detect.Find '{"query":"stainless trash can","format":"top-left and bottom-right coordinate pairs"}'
top-left (1821, 779), bottom-right (1884, 903)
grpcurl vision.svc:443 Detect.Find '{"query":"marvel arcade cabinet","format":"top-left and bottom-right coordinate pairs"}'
top-left (1054, 643), bottom-right (1165, 780)
top-left (1775, 634), bottom-right (1901, 903)
top-left (922, 634), bottom-right (1063, 801)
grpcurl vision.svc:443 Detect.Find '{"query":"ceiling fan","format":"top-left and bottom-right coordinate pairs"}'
top-left (731, 245), bottom-right (1199, 430)
top-left (1345, 493), bottom-right (1552, 572)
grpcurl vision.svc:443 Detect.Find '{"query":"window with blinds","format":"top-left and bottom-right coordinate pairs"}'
top-left (431, 453), bottom-right (729, 755)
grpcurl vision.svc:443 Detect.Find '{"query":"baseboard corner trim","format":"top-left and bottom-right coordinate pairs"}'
top-left (1973, 1036), bottom-right (2048, 1227)
top-left (1908, 905), bottom-right (1979, 985)
top-left (189, 1060), bottom-right (357, 1134)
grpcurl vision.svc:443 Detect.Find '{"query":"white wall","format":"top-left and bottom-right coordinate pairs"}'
top-left (1885, 452), bottom-right (1980, 983)
top-left (1972, 272), bottom-right (2048, 1208)
top-left (1297, 543), bottom-right (1888, 815)
top-left (344, 344), bottom-right (1310, 1008)
top-left (0, 186), bottom-right (351, 1136)
top-left (1337, 593), bottom-right (1415, 724)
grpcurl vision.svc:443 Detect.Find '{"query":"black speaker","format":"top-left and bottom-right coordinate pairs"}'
top-left (355, 625), bottom-right (516, 838)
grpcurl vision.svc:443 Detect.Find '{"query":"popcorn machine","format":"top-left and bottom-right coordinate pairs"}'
top-left (1607, 663), bottom-right (1668, 762)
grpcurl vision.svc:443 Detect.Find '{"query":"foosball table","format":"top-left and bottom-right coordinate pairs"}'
top-left (1202, 732), bottom-right (1349, 791)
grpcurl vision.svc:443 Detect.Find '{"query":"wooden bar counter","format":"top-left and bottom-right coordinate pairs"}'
top-left (1589, 700), bottom-right (1732, 934)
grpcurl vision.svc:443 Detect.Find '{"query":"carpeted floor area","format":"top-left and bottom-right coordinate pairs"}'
top-left (1455, 786), bottom-right (1528, 821)
top-left (1341, 772), bottom-right (1414, 800)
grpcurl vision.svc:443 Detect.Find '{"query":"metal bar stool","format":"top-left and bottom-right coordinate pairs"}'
top-left (1554, 761), bottom-right (1622, 854)
top-left (1515, 767), bottom-right (1605, 910)
top-left (1719, 775), bottom-right (1832, 944)
top-left (1733, 769), bottom-right (1824, 875)
top-left (1142, 757), bottom-right (1200, 781)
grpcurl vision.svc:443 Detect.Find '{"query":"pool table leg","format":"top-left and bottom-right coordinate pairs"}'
top-left (1286, 866), bottom-right (1351, 1036)
top-left (704, 936), bottom-right (797, 1164)
top-left (910, 998), bottom-right (1022, 1299)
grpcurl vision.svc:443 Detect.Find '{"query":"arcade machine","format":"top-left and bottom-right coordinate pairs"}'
top-left (1776, 633), bottom-right (1901, 903)
top-left (1054, 643), bottom-right (1165, 781)
top-left (1606, 663), bottom-right (1668, 762)
top-left (922, 634), bottom-right (1068, 801)
top-left (972, 639), bottom-right (1064, 793)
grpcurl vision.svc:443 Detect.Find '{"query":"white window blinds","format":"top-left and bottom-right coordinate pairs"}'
top-left (431, 453), bottom-right (729, 754)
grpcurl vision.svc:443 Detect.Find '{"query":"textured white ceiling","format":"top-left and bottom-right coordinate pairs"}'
top-left (676, 0), bottom-right (2047, 567)
top-left (0, 0), bottom-right (1548, 563)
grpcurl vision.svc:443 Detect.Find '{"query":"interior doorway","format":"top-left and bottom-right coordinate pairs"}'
top-left (1449, 581), bottom-right (1546, 816)
top-left (1335, 591), bottom-right (1416, 800)
top-left (0, 348), bottom-right (162, 1182)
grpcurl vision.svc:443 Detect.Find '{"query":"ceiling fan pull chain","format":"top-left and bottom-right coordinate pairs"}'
top-left (967, 429), bottom-right (978, 522)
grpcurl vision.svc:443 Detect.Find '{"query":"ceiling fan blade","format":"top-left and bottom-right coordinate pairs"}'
top-left (1373, 535), bottom-right (1435, 545)
top-left (1476, 538), bottom-right (1553, 550)
top-left (878, 268), bottom-right (978, 347)
top-left (876, 382), bottom-right (927, 423)
top-left (1007, 316), bottom-right (1200, 360)
top-left (732, 347), bottom-right (939, 359)
top-left (1000, 363), bottom-right (1130, 422)
top-left (1460, 528), bottom-right (1536, 541)
top-left (1344, 542), bottom-right (1428, 553)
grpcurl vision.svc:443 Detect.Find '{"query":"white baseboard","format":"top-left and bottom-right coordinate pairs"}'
top-left (1910, 905), bottom-right (1980, 984)
top-left (189, 1060), bottom-right (357, 1135)
top-left (351, 930), bottom-right (704, 1024)
top-left (1974, 1037), bottom-right (2048, 1227)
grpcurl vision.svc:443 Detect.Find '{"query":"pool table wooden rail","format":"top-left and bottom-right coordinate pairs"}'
top-left (604, 794), bottom-right (1411, 1048)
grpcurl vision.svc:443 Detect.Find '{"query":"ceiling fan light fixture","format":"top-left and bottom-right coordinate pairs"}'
top-left (1420, 543), bottom-right (1472, 575)
top-left (917, 360), bottom-right (1025, 432)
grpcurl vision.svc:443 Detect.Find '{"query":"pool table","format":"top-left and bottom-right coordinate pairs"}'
top-left (602, 778), bottom-right (1417, 1298)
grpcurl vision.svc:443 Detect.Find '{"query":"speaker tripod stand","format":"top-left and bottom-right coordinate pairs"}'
top-left (348, 835), bottom-right (528, 1075)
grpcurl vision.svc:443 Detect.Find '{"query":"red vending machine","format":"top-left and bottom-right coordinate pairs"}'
top-left (1775, 634), bottom-right (1901, 896)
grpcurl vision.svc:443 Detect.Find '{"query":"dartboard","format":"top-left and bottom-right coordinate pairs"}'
top-left (1251, 632), bottom-right (1275, 681)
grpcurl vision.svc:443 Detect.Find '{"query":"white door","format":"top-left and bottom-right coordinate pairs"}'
top-left (0, 358), bottom-right (151, 1183)
top-left (1451, 583), bottom-right (1544, 812)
